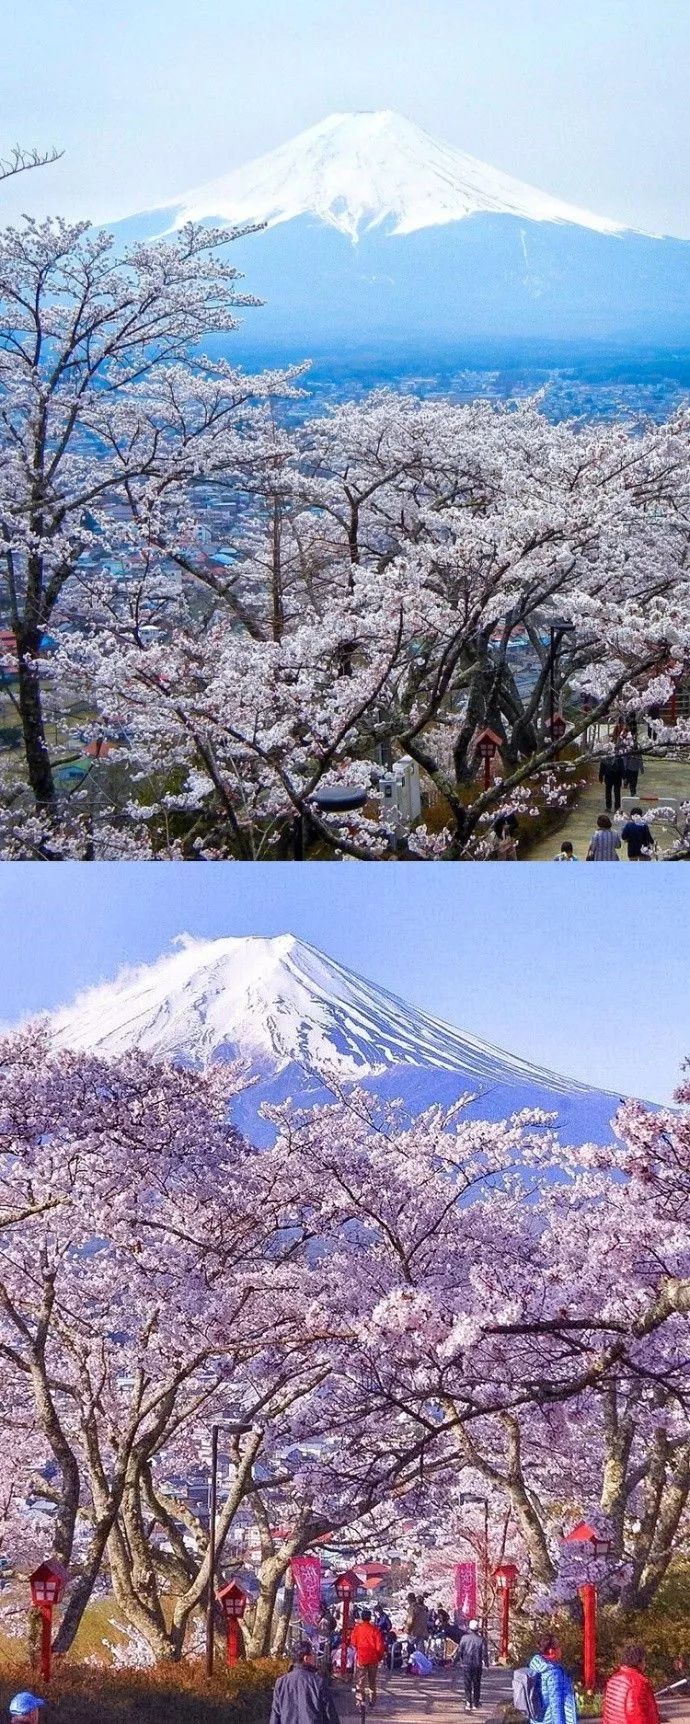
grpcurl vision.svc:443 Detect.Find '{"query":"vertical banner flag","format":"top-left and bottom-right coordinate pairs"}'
top-left (454, 1560), bottom-right (477, 1620)
top-left (292, 1555), bottom-right (323, 1625)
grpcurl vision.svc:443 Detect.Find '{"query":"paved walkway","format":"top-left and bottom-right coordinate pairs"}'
top-left (335, 1665), bottom-right (514, 1724)
top-left (527, 756), bottom-right (690, 860)
top-left (332, 1666), bottom-right (690, 1724)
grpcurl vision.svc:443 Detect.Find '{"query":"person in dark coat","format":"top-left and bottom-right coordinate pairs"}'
top-left (602, 1645), bottom-right (660, 1724)
top-left (621, 808), bottom-right (655, 860)
top-left (269, 1644), bottom-right (340, 1724)
top-left (457, 1619), bottom-right (485, 1711)
top-left (599, 753), bottom-right (626, 812)
top-left (623, 746), bottom-right (644, 797)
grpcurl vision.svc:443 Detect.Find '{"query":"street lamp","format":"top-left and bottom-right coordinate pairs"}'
top-left (334, 1570), bottom-right (359, 1677)
top-left (205, 1421), bottom-right (243, 1677)
top-left (294, 786), bottom-right (369, 860)
top-left (312, 787), bottom-right (369, 815)
top-left (546, 620), bottom-right (575, 753)
top-left (205, 1423), bottom-right (220, 1677)
top-left (493, 1562), bottom-right (519, 1663)
top-left (475, 728), bottom-right (503, 792)
top-left (29, 1560), bottom-right (68, 1681)
top-left (563, 1521), bottom-right (612, 1691)
top-left (217, 1580), bottom-right (247, 1668)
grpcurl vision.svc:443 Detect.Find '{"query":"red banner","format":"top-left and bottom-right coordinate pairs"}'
top-left (454, 1561), bottom-right (477, 1620)
top-left (292, 1556), bottom-right (323, 1626)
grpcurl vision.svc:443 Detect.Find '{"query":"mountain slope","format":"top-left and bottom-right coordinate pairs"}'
top-left (107, 109), bottom-right (690, 346)
top-left (149, 110), bottom-right (625, 242)
top-left (49, 933), bottom-right (625, 1144)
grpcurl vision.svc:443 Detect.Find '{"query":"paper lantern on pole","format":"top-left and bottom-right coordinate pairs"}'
top-left (29, 1560), bottom-right (68, 1682)
top-left (493, 1562), bottom-right (518, 1662)
top-left (217, 1579), bottom-right (247, 1667)
top-left (475, 727), bottom-right (503, 790)
top-left (334, 1571), bottom-right (359, 1676)
top-left (563, 1523), bottom-right (611, 1690)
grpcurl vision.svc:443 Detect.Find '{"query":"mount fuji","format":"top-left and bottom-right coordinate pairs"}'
top-left (111, 110), bottom-right (690, 347)
top-left (49, 933), bottom-right (626, 1146)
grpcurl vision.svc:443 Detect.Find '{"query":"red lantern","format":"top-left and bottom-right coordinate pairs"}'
top-left (216, 1580), bottom-right (247, 1667)
top-left (475, 727), bottom-right (503, 790)
top-left (493, 1562), bottom-right (518, 1662)
top-left (564, 1524), bottom-right (611, 1690)
top-left (334, 1570), bottom-right (359, 1676)
top-left (29, 1560), bottom-right (68, 1682)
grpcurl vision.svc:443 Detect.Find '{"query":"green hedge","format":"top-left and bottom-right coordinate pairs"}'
top-left (514, 1598), bottom-right (690, 1689)
top-left (0, 1659), bottom-right (284, 1724)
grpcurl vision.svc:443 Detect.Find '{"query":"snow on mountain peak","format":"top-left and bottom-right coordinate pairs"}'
top-left (157, 109), bottom-right (624, 242)
top-left (49, 932), bottom-right (598, 1098)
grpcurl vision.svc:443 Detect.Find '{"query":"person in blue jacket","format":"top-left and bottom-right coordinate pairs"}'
top-left (528, 1634), bottom-right (578, 1724)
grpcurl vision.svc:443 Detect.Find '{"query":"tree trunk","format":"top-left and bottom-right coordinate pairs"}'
top-left (53, 1512), bottom-right (122, 1654)
top-left (245, 1556), bottom-right (288, 1658)
top-left (16, 636), bottom-right (55, 807)
top-left (271, 1577), bottom-right (295, 1656)
top-left (106, 1518), bottom-right (177, 1660)
top-left (270, 497), bottom-right (285, 642)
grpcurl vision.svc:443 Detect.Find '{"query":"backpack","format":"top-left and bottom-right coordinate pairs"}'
top-left (527, 1671), bottom-right (546, 1721)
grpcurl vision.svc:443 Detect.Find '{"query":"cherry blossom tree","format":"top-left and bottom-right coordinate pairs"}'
top-left (0, 1026), bottom-right (337, 1657)
top-left (1, 1027), bottom-right (689, 1660)
top-left (0, 211), bottom-right (304, 809)
top-left (4, 391), bottom-right (687, 858)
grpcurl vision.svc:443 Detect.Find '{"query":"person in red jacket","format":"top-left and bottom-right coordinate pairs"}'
top-left (350, 1608), bottom-right (386, 1708)
top-left (603, 1645), bottom-right (660, 1724)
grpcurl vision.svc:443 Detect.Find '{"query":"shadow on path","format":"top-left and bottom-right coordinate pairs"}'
top-left (334, 1665), bottom-right (514, 1724)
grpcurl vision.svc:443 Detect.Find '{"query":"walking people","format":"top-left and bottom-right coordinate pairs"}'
top-left (599, 752), bottom-right (626, 812)
top-left (586, 814), bottom-right (621, 861)
top-left (602, 1645), bottom-right (660, 1724)
top-left (350, 1608), bottom-right (387, 1710)
top-left (527, 1635), bottom-right (578, 1724)
top-left (554, 841), bottom-right (577, 860)
top-left (621, 808), bottom-right (655, 860)
top-left (457, 1618), bottom-right (485, 1712)
top-left (623, 744), bottom-right (644, 798)
top-left (269, 1644), bottom-right (340, 1724)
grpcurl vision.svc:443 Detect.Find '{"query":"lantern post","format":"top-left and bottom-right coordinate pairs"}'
top-left (493, 1563), bottom-right (519, 1663)
top-left (334, 1570), bottom-right (358, 1677)
top-left (563, 1522), bottom-right (612, 1691)
top-left (205, 1422), bottom-right (219, 1678)
top-left (475, 728), bottom-right (503, 792)
top-left (547, 620), bottom-right (575, 748)
top-left (217, 1580), bottom-right (247, 1668)
top-left (29, 1560), bottom-right (68, 1682)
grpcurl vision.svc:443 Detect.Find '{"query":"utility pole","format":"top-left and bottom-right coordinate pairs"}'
top-left (205, 1423), bottom-right (219, 1678)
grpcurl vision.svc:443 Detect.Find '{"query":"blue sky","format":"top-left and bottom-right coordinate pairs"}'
top-left (0, 864), bottom-right (686, 1105)
top-left (1, 0), bottom-right (688, 235)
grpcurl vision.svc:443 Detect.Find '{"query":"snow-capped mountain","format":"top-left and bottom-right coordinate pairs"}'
top-left (50, 933), bottom-right (625, 1145)
top-left (151, 110), bottom-right (625, 243)
top-left (110, 110), bottom-right (690, 346)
